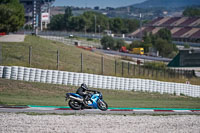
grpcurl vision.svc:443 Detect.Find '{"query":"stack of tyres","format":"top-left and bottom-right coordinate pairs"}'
top-left (52, 70), bottom-right (58, 84)
top-left (23, 67), bottom-right (30, 81)
top-left (78, 73), bottom-right (83, 86)
top-left (34, 69), bottom-right (41, 82)
top-left (3, 66), bottom-right (11, 79)
top-left (29, 68), bottom-right (36, 82)
top-left (46, 70), bottom-right (53, 83)
top-left (0, 66), bottom-right (4, 78)
top-left (92, 75), bottom-right (98, 88)
top-left (88, 74), bottom-right (93, 87)
top-left (62, 72), bottom-right (68, 85)
top-left (40, 70), bottom-right (47, 83)
top-left (57, 71), bottom-right (63, 85)
top-left (73, 72), bottom-right (79, 86)
top-left (17, 67), bottom-right (24, 81)
top-left (67, 72), bottom-right (74, 85)
top-left (11, 66), bottom-right (18, 80)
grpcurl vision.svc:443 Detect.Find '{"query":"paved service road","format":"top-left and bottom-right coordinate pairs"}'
top-left (94, 49), bottom-right (172, 62)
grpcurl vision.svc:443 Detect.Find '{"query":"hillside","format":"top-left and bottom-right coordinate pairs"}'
top-left (132, 0), bottom-right (200, 9)
top-left (0, 35), bottom-right (117, 75)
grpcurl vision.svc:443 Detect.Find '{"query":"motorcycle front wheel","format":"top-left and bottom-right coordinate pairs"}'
top-left (97, 99), bottom-right (108, 111)
top-left (68, 100), bottom-right (82, 110)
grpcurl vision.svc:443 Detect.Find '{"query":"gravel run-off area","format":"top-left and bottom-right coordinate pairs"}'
top-left (0, 113), bottom-right (200, 133)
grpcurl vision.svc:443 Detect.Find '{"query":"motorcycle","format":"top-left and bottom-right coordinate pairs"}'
top-left (65, 91), bottom-right (108, 111)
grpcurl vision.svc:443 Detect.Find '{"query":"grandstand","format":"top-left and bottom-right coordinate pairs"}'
top-left (129, 17), bottom-right (200, 43)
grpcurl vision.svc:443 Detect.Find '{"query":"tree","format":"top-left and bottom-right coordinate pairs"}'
top-left (64, 7), bottom-right (73, 30)
top-left (183, 7), bottom-right (200, 17)
top-left (0, 0), bottom-right (25, 33)
top-left (122, 19), bottom-right (139, 34)
top-left (115, 39), bottom-right (125, 50)
top-left (48, 14), bottom-right (64, 30)
top-left (101, 36), bottom-right (115, 50)
top-left (129, 41), bottom-right (142, 50)
top-left (109, 18), bottom-right (124, 33)
top-left (156, 28), bottom-right (172, 43)
top-left (154, 38), bottom-right (176, 57)
top-left (69, 16), bottom-right (86, 31)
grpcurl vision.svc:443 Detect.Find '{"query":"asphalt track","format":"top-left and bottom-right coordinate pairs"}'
top-left (0, 105), bottom-right (200, 115)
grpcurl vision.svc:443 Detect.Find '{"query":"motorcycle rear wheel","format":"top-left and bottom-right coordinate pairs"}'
top-left (97, 99), bottom-right (108, 111)
top-left (68, 100), bottom-right (82, 110)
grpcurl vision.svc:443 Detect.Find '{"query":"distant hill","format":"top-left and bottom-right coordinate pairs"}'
top-left (132, 0), bottom-right (200, 9)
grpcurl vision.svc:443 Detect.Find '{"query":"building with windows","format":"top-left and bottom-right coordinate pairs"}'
top-left (19, 0), bottom-right (55, 30)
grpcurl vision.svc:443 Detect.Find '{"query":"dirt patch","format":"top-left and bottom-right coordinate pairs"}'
top-left (0, 35), bottom-right (25, 42)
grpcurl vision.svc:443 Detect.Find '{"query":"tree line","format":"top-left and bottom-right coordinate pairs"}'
top-left (48, 7), bottom-right (139, 34)
top-left (0, 0), bottom-right (25, 33)
top-left (101, 28), bottom-right (178, 58)
top-left (183, 7), bottom-right (200, 17)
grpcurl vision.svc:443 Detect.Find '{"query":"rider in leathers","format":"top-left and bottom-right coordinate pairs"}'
top-left (76, 83), bottom-right (95, 104)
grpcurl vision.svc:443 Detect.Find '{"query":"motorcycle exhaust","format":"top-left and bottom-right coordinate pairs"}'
top-left (69, 95), bottom-right (83, 102)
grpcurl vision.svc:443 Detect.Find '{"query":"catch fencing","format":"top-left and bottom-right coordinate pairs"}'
top-left (0, 65), bottom-right (200, 98)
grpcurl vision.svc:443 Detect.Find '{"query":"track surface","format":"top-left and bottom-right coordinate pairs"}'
top-left (1, 105), bottom-right (200, 115)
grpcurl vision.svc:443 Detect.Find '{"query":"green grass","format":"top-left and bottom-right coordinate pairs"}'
top-left (0, 35), bottom-right (200, 85)
top-left (0, 78), bottom-right (200, 109)
top-left (0, 35), bottom-right (117, 75)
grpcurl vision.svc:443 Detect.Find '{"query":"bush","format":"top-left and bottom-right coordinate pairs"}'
top-left (144, 62), bottom-right (167, 70)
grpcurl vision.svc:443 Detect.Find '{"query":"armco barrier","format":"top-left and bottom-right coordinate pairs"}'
top-left (0, 65), bottom-right (200, 98)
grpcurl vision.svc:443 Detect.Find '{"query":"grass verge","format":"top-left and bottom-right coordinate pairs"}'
top-left (0, 78), bottom-right (200, 109)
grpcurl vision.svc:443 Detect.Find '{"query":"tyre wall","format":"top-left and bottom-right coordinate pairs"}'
top-left (0, 66), bottom-right (200, 97)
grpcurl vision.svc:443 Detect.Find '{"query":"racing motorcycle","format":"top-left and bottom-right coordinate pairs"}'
top-left (65, 91), bottom-right (108, 111)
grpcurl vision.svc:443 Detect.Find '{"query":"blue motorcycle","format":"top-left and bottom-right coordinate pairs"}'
top-left (65, 91), bottom-right (108, 111)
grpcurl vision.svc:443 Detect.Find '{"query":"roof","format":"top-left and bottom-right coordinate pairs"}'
top-left (130, 17), bottom-right (200, 39)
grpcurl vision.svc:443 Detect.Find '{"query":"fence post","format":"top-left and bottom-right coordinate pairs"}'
top-left (164, 69), bottom-right (166, 78)
top-left (115, 60), bottom-right (117, 75)
top-left (143, 66), bottom-right (145, 76)
top-left (156, 69), bottom-right (158, 78)
top-left (147, 67), bottom-right (150, 77)
top-left (128, 62), bottom-right (130, 75)
top-left (101, 56), bottom-right (104, 75)
top-left (29, 46), bottom-right (32, 67)
top-left (122, 61), bottom-right (124, 76)
top-left (81, 53), bottom-right (83, 72)
top-left (152, 68), bottom-right (154, 77)
top-left (138, 65), bottom-right (141, 76)
top-left (133, 64), bottom-right (135, 76)
top-left (57, 50), bottom-right (59, 70)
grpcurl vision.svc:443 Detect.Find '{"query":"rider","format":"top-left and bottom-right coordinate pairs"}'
top-left (76, 83), bottom-right (95, 103)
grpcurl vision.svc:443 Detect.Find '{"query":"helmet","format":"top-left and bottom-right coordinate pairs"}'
top-left (81, 83), bottom-right (88, 90)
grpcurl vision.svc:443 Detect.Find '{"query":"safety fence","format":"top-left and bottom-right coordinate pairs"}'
top-left (0, 65), bottom-right (200, 98)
